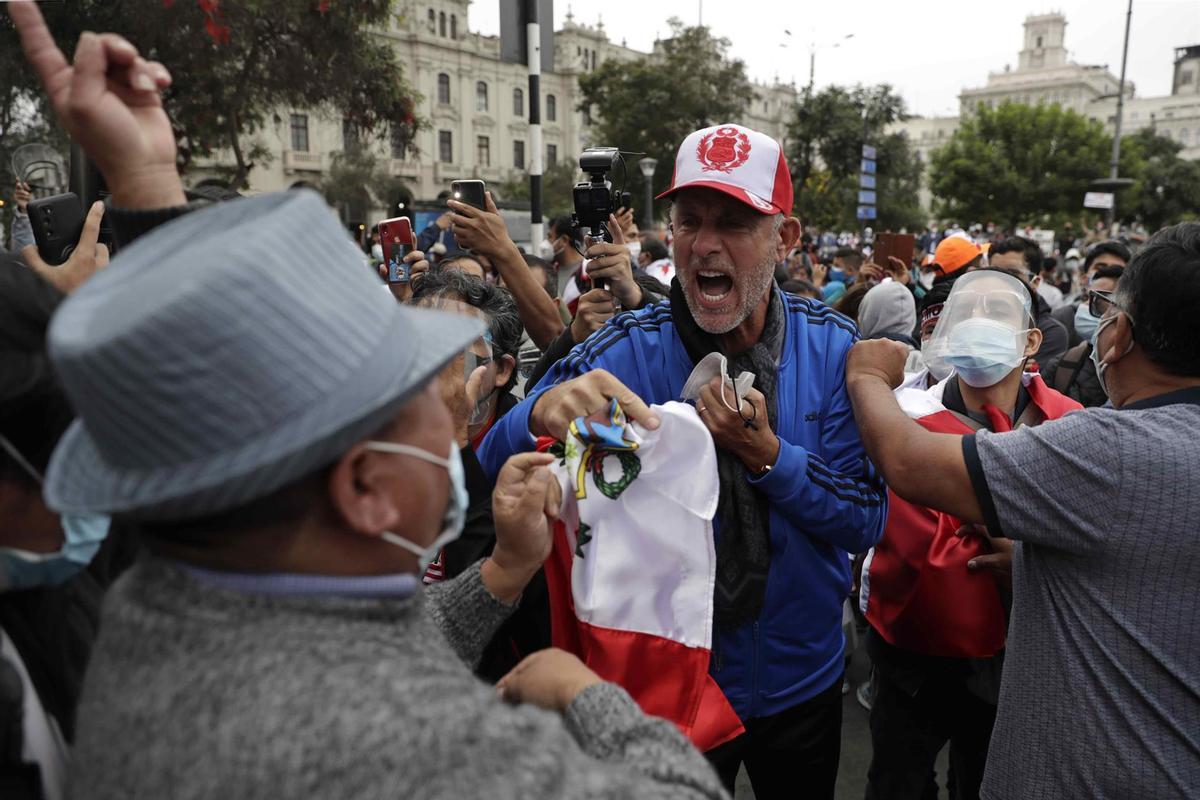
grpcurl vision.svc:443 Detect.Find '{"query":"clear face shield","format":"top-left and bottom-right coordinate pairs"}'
top-left (923, 270), bottom-right (1035, 388)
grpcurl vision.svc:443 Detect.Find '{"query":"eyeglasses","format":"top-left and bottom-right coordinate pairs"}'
top-left (1088, 289), bottom-right (1130, 321)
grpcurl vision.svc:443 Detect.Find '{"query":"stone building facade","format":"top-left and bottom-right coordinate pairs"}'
top-left (193, 0), bottom-right (798, 224)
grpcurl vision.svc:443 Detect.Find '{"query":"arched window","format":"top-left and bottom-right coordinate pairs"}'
top-left (437, 73), bottom-right (451, 105)
top-left (513, 87), bottom-right (524, 116)
top-left (439, 11), bottom-right (446, 37)
top-left (427, 9), bottom-right (435, 32)
top-left (450, 14), bottom-right (457, 39)
top-left (1180, 128), bottom-right (1189, 145)
top-left (476, 81), bottom-right (489, 112)
top-left (546, 94), bottom-right (557, 122)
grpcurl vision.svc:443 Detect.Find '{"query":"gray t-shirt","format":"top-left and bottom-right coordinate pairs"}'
top-left (963, 388), bottom-right (1200, 800)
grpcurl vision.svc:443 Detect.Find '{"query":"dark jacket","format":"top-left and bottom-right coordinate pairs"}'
top-left (443, 404), bottom-right (550, 684)
top-left (1051, 302), bottom-right (1083, 347)
top-left (1044, 341), bottom-right (1107, 408)
top-left (1032, 294), bottom-right (1069, 374)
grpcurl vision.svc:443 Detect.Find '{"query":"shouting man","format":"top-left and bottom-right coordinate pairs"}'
top-left (480, 124), bottom-right (887, 799)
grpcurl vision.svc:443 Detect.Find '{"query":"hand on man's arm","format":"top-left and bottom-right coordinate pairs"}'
top-left (449, 192), bottom-right (564, 349)
top-left (845, 339), bottom-right (984, 524)
top-left (10, 1), bottom-right (185, 210)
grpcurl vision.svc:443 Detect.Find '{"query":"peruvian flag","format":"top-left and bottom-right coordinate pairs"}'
top-left (861, 372), bottom-right (1082, 658)
top-left (540, 400), bottom-right (744, 752)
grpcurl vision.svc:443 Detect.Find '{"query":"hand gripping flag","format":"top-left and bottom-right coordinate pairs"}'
top-left (541, 399), bottom-right (744, 751)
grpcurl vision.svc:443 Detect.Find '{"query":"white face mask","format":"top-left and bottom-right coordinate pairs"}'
top-left (364, 439), bottom-right (467, 573)
top-left (1090, 313), bottom-right (1133, 400)
top-left (370, 243), bottom-right (384, 262)
top-left (680, 352), bottom-right (755, 411)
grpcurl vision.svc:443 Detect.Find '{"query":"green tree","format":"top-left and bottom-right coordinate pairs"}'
top-left (576, 19), bottom-right (755, 222)
top-left (319, 136), bottom-right (410, 224)
top-left (928, 102), bottom-right (1111, 229)
top-left (497, 159), bottom-right (581, 220)
top-left (0, 0), bottom-right (423, 190)
top-left (1116, 128), bottom-right (1200, 230)
top-left (787, 84), bottom-right (923, 231)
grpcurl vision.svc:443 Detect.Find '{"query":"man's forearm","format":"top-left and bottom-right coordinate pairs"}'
top-left (847, 376), bottom-right (983, 523)
top-left (425, 558), bottom-right (519, 668)
top-left (491, 244), bottom-right (565, 349)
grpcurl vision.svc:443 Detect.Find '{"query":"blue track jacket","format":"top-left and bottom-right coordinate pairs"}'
top-left (479, 292), bottom-right (887, 720)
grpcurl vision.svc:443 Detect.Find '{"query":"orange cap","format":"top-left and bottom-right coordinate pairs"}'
top-left (933, 234), bottom-right (983, 276)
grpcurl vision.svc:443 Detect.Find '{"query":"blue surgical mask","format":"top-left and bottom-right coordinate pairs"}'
top-left (1074, 303), bottom-right (1101, 342)
top-left (364, 439), bottom-right (468, 573)
top-left (0, 513), bottom-right (111, 592)
top-left (944, 318), bottom-right (1027, 388)
top-left (0, 434), bottom-right (111, 592)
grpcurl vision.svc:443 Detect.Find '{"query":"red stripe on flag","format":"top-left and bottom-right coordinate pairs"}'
top-left (545, 518), bottom-right (743, 751)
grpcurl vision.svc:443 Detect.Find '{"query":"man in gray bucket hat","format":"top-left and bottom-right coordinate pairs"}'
top-left (8, 3), bottom-right (726, 797)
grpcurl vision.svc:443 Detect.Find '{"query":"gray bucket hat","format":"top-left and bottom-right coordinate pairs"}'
top-left (44, 189), bottom-right (482, 521)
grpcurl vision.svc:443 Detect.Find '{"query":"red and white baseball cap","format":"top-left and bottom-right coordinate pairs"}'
top-left (656, 123), bottom-right (793, 215)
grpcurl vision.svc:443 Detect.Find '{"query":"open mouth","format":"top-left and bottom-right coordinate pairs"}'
top-left (696, 270), bottom-right (734, 304)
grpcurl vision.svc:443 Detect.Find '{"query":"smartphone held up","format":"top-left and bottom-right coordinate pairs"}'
top-left (450, 179), bottom-right (486, 211)
top-left (378, 216), bottom-right (414, 284)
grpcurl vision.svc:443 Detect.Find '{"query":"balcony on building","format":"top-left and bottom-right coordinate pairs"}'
top-left (283, 150), bottom-right (323, 173)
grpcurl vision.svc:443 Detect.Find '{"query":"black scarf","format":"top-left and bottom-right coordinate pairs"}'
top-left (670, 279), bottom-right (785, 630)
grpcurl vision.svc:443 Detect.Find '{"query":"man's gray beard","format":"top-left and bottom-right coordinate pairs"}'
top-left (684, 254), bottom-right (777, 335)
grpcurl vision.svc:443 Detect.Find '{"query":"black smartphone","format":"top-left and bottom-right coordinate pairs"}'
top-left (28, 192), bottom-right (84, 266)
top-left (450, 179), bottom-right (487, 211)
top-left (619, 191), bottom-right (632, 211)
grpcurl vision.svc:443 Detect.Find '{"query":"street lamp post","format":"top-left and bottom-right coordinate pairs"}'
top-left (638, 157), bottom-right (658, 231)
top-left (1107, 0), bottom-right (1134, 232)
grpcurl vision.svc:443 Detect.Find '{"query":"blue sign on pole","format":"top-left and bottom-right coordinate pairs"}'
top-left (858, 190), bottom-right (877, 205)
top-left (862, 144), bottom-right (877, 160)
top-left (856, 205), bottom-right (877, 221)
top-left (860, 159), bottom-right (877, 175)
top-left (860, 174), bottom-right (876, 189)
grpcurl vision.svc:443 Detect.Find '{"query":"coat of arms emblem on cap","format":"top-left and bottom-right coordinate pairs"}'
top-left (696, 127), bottom-right (751, 173)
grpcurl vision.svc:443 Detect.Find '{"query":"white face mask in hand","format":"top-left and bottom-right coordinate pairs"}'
top-left (364, 439), bottom-right (468, 573)
top-left (680, 352), bottom-right (755, 412)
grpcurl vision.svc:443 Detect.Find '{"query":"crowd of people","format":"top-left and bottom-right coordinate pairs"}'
top-left (1, 4), bottom-right (1197, 799)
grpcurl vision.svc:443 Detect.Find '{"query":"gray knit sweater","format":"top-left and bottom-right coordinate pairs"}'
top-left (68, 557), bottom-right (728, 799)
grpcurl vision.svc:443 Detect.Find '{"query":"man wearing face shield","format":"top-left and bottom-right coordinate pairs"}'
top-left (858, 269), bottom-right (1081, 799)
top-left (845, 222), bottom-right (1200, 799)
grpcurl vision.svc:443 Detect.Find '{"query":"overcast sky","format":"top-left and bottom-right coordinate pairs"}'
top-left (469, 0), bottom-right (1200, 117)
